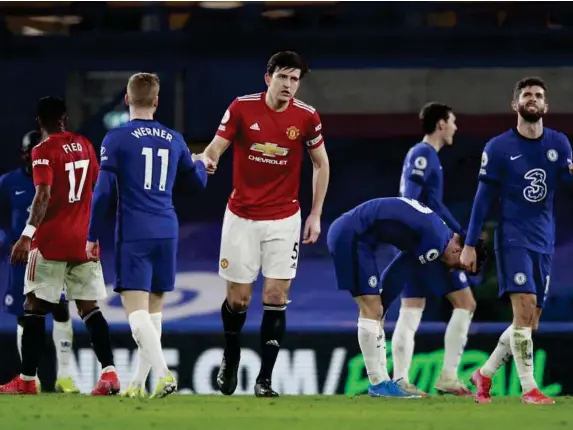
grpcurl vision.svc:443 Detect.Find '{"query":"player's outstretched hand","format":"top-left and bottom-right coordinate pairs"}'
top-left (193, 153), bottom-right (217, 175)
top-left (86, 241), bottom-right (100, 261)
top-left (302, 213), bottom-right (321, 244)
top-left (460, 245), bottom-right (477, 273)
top-left (10, 236), bottom-right (31, 265)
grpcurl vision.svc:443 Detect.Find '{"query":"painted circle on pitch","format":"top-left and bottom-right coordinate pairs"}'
top-left (73, 271), bottom-right (227, 323)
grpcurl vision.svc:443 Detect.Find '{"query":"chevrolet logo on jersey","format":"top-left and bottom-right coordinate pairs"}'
top-left (250, 142), bottom-right (289, 158)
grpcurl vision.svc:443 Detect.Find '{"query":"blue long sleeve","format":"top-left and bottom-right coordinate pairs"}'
top-left (465, 181), bottom-right (497, 246)
top-left (427, 195), bottom-right (463, 234)
top-left (405, 177), bottom-right (463, 234)
top-left (180, 160), bottom-right (208, 191)
top-left (88, 170), bottom-right (115, 242)
top-left (403, 180), bottom-right (423, 200)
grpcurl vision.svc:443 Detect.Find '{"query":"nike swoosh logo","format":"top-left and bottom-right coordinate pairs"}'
top-left (15, 191), bottom-right (25, 195)
top-left (510, 155), bottom-right (522, 160)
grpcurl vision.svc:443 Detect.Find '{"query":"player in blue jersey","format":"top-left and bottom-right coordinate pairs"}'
top-left (392, 103), bottom-right (474, 397)
top-left (0, 131), bottom-right (79, 393)
top-left (87, 73), bottom-right (209, 399)
top-left (460, 77), bottom-right (573, 405)
top-left (327, 197), bottom-right (487, 398)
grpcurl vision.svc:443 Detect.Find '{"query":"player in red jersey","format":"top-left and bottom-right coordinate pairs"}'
top-left (203, 51), bottom-right (330, 397)
top-left (0, 97), bottom-right (119, 395)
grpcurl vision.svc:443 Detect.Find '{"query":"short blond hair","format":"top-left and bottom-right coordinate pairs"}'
top-left (127, 73), bottom-right (160, 108)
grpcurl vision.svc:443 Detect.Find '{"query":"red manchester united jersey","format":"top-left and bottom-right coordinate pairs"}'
top-left (31, 131), bottom-right (99, 262)
top-left (216, 92), bottom-right (324, 220)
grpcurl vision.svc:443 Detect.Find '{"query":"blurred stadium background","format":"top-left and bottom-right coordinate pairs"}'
top-left (0, 0), bottom-right (572, 397)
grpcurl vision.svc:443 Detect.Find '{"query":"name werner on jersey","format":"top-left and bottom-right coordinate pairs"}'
top-left (130, 127), bottom-right (173, 142)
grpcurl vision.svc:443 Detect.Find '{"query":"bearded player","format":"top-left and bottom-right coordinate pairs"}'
top-left (0, 131), bottom-right (78, 393)
top-left (203, 51), bottom-right (330, 397)
top-left (461, 77), bottom-right (573, 405)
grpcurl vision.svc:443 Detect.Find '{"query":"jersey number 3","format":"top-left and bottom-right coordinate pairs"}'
top-left (142, 147), bottom-right (169, 191)
top-left (65, 160), bottom-right (90, 203)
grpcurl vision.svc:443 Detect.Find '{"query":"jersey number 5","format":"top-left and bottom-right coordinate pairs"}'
top-left (65, 160), bottom-right (90, 203)
top-left (142, 147), bottom-right (169, 191)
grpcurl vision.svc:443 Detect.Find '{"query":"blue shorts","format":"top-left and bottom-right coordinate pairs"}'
top-left (3, 264), bottom-right (68, 315)
top-left (496, 247), bottom-right (552, 309)
top-left (3, 264), bottom-right (26, 315)
top-left (114, 239), bottom-right (177, 294)
top-left (327, 218), bottom-right (381, 297)
top-left (402, 268), bottom-right (470, 299)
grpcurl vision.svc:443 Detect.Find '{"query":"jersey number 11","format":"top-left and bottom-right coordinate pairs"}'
top-left (142, 147), bottom-right (169, 191)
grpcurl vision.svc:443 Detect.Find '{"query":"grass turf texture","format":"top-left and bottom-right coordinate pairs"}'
top-left (0, 395), bottom-right (571, 430)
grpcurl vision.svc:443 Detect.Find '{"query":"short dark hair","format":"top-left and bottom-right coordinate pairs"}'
top-left (37, 96), bottom-right (67, 127)
top-left (457, 235), bottom-right (488, 274)
top-left (266, 51), bottom-right (309, 79)
top-left (419, 102), bottom-right (453, 135)
top-left (513, 76), bottom-right (547, 100)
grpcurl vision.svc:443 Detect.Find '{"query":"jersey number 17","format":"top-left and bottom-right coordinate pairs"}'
top-left (142, 147), bottom-right (169, 191)
top-left (65, 160), bottom-right (90, 203)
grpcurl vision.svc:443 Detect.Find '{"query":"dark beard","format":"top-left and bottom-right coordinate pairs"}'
top-left (518, 104), bottom-right (544, 123)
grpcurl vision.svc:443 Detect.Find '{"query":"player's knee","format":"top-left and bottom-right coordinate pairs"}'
top-left (510, 294), bottom-right (537, 326)
top-left (226, 282), bottom-right (252, 311)
top-left (356, 296), bottom-right (383, 320)
top-left (75, 300), bottom-right (98, 319)
top-left (449, 291), bottom-right (477, 313)
top-left (52, 301), bottom-right (70, 322)
top-left (262, 280), bottom-right (290, 306)
top-left (24, 293), bottom-right (54, 314)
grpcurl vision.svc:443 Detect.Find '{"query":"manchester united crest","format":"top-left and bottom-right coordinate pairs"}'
top-left (286, 126), bottom-right (300, 140)
top-left (220, 258), bottom-right (229, 269)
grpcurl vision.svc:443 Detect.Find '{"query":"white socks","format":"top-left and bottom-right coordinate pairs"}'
top-left (442, 309), bottom-right (473, 378)
top-left (391, 308), bottom-right (423, 383)
top-left (378, 320), bottom-right (388, 377)
top-left (358, 318), bottom-right (389, 385)
top-left (131, 312), bottom-right (163, 387)
top-left (481, 325), bottom-right (512, 378)
top-left (510, 326), bottom-right (537, 392)
top-left (52, 319), bottom-right (74, 379)
top-left (16, 324), bottom-right (23, 362)
top-left (128, 310), bottom-right (169, 380)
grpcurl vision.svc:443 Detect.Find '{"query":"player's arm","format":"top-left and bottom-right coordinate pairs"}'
top-left (404, 147), bottom-right (463, 233)
top-left (426, 191), bottom-right (463, 234)
top-left (306, 111), bottom-right (330, 218)
top-left (465, 141), bottom-right (502, 247)
top-left (87, 133), bottom-right (117, 244)
top-left (25, 147), bottom-right (53, 234)
top-left (558, 134), bottom-right (573, 183)
top-left (178, 138), bottom-right (208, 190)
top-left (203, 101), bottom-right (239, 166)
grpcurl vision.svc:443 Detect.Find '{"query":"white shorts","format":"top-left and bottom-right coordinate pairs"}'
top-left (24, 248), bottom-right (107, 304)
top-left (219, 208), bottom-right (301, 284)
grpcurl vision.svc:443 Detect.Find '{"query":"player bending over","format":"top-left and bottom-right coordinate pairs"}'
top-left (0, 130), bottom-right (78, 393)
top-left (87, 73), bottom-right (208, 399)
top-left (392, 103), bottom-right (474, 396)
top-left (202, 51), bottom-right (330, 397)
top-left (1, 97), bottom-right (118, 395)
top-left (327, 197), bottom-right (486, 398)
top-left (461, 77), bottom-right (573, 405)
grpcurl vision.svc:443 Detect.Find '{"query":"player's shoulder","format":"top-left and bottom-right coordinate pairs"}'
top-left (485, 129), bottom-right (515, 152)
top-left (544, 127), bottom-right (570, 146)
top-left (407, 142), bottom-right (437, 166)
top-left (0, 168), bottom-right (21, 186)
top-left (292, 98), bottom-right (317, 116)
top-left (231, 93), bottom-right (264, 110)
